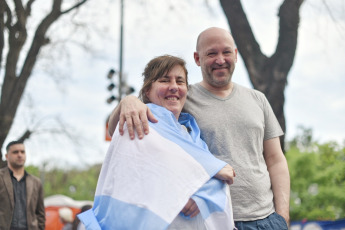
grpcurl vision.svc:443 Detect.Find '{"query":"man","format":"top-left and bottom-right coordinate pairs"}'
top-left (108, 27), bottom-right (290, 230)
top-left (0, 141), bottom-right (45, 230)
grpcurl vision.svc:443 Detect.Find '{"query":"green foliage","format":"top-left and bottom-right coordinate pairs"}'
top-left (25, 165), bottom-right (41, 177)
top-left (26, 164), bottom-right (101, 201)
top-left (287, 128), bottom-right (345, 221)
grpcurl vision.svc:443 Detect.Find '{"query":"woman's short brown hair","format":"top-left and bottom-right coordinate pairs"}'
top-left (139, 55), bottom-right (188, 103)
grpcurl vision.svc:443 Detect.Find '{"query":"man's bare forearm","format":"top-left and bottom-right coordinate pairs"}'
top-left (264, 138), bottom-right (290, 224)
top-left (108, 103), bottom-right (121, 136)
top-left (107, 95), bottom-right (157, 139)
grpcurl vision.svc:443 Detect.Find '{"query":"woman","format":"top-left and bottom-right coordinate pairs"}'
top-left (79, 55), bottom-right (235, 230)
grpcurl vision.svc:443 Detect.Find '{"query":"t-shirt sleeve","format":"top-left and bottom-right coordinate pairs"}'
top-left (260, 94), bottom-right (284, 140)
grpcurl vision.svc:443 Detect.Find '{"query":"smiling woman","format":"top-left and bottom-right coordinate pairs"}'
top-left (140, 55), bottom-right (189, 119)
top-left (78, 55), bottom-right (236, 230)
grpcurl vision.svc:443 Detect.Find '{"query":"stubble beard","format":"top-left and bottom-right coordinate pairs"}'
top-left (205, 70), bottom-right (233, 89)
top-left (10, 160), bottom-right (25, 169)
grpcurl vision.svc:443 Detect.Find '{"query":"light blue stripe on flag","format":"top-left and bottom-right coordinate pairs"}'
top-left (94, 195), bottom-right (168, 230)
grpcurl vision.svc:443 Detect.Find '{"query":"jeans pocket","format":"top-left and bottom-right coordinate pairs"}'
top-left (274, 212), bottom-right (288, 229)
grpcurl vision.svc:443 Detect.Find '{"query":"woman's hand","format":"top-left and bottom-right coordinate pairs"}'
top-left (215, 164), bottom-right (236, 185)
top-left (181, 198), bottom-right (200, 218)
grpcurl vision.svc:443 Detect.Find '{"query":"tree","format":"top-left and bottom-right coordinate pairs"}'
top-left (0, 0), bottom-right (89, 166)
top-left (287, 140), bottom-right (345, 220)
top-left (220, 0), bottom-right (305, 151)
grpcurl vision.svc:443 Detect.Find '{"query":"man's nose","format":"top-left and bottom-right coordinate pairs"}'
top-left (215, 55), bottom-right (226, 65)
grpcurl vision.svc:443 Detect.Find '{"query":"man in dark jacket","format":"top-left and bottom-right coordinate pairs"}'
top-left (0, 141), bottom-right (45, 230)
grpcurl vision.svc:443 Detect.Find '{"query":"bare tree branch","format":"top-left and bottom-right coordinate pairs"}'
top-left (17, 130), bottom-right (33, 143)
top-left (0, 0), bottom-right (6, 71)
top-left (61, 0), bottom-right (88, 15)
top-left (321, 0), bottom-right (337, 22)
top-left (25, 0), bottom-right (36, 17)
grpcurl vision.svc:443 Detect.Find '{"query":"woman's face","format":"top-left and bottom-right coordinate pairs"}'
top-left (146, 65), bottom-right (188, 119)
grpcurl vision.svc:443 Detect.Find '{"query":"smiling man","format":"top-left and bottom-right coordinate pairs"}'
top-left (0, 141), bottom-right (45, 230)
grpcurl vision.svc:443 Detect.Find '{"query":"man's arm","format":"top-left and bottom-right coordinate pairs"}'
top-left (263, 137), bottom-right (290, 224)
top-left (108, 95), bottom-right (158, 139)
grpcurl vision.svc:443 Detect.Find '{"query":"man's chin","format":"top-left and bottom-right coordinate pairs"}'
top-left (12, 163), bottom-right (25, 169)
top-left (212, 76), bottom-right (231, 85)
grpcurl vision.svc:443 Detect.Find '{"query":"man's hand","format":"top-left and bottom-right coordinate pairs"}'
top-left (214, 164), bottom-right (236, 185)
top-left (108, 95), bottom-right (158, 139)
top-left (181, 198), bottom-right (200, 218)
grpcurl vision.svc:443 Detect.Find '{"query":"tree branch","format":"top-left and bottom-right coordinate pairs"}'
top-left (0, 0), bottom-right (6, 72)
top-left (19, 0), bottom-right (63, 83)
top-left (13, 0), bottom-right (26, 30)
top-left (3, 1), bottom-right (12, 28)
top-left (17, 130), bottom-right (33, 143)
top-left (25, 0), bottom-right (36, 17)
top-left (273, 0), bottom-right (304, 78)
top-left (0, 1), bottom-right (12, 75)
top-left (61, 0), bottom-right (88, 15)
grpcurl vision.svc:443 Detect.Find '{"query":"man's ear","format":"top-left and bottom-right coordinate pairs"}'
top-left (194, 52), bottom-right (201, 66)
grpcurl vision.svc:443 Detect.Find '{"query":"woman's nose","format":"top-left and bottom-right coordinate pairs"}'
top-left (169, 81), bottom-right (178, 92)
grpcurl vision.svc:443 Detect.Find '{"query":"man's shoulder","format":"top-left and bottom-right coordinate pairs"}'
top-left (26, 172), bottom-right (42, 184)
top-left (234, 82), bottom-right (262, 94)
top-left (233, 83), bottom-right (266, 100)
top-left (0, 166), bottom-right (9, 175)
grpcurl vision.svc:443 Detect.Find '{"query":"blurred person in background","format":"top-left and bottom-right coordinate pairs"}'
top-left (59, 207), bottom-right (73, 230)
top-left (0, 140), bottom-right (45, 230)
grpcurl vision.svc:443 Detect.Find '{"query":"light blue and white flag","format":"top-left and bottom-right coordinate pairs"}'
top-left (78, 104), bottom-right (235, 230)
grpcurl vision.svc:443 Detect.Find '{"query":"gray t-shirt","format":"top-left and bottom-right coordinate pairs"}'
top-left (183, 83), bottom-right (284, 221)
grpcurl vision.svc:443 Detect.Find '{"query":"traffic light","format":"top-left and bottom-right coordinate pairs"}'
top-left (107, 69), bottom-right (116, 79)
top-left (105, 68), bottom-right (135, 104)
top-left (106, 95), bottom-right (117, 104)
top-left (107, 83), bottom-right (115, 91)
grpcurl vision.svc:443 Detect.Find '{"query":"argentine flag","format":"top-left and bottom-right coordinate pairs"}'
top-left (78, 104), bottom-right (235, 230)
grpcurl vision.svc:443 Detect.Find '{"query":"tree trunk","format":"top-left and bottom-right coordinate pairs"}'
top-left (220, 0), bottom-right (304, 152)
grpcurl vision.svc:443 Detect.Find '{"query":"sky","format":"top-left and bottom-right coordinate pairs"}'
top-left (2, 0), bottom-right (345, 168)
